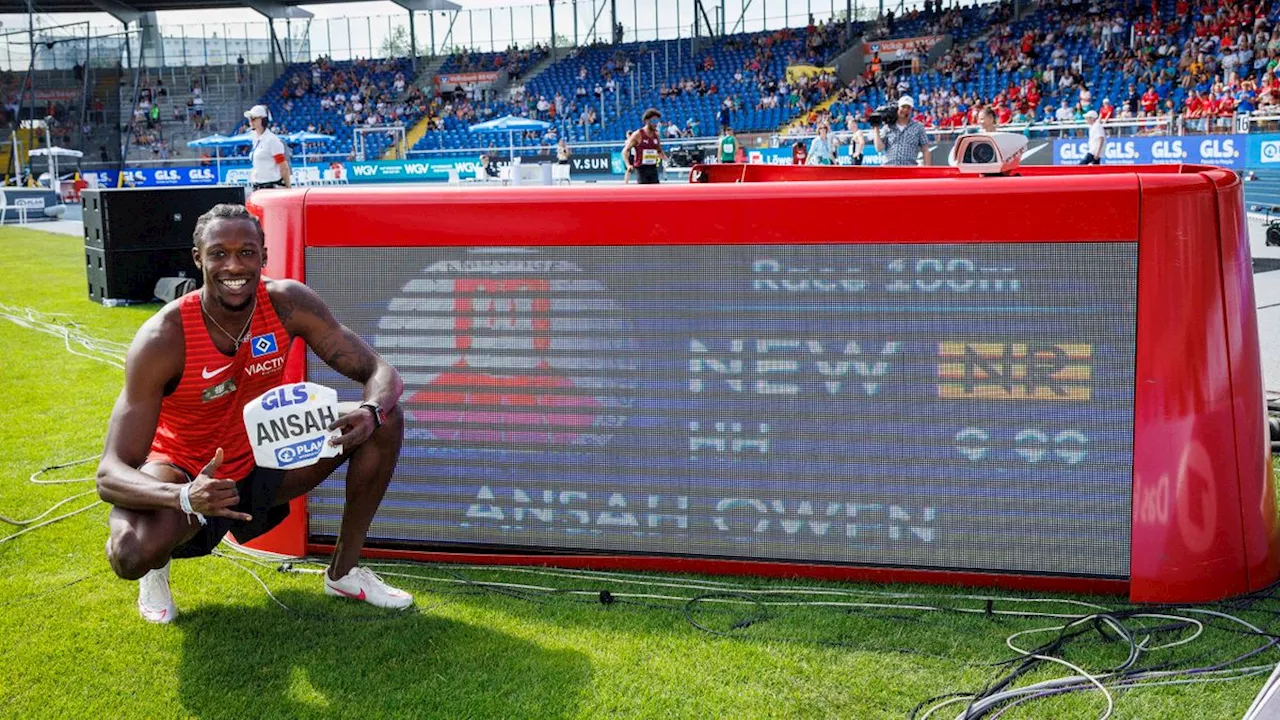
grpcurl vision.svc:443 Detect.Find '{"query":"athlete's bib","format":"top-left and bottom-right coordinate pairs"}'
top-left (641, 149), bottom-right (659, 166)
top-left (243, 382), bottom-right (343, 469)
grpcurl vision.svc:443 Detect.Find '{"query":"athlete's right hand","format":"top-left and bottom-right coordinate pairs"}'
top-left (187, 448), bottom-right (252, 522)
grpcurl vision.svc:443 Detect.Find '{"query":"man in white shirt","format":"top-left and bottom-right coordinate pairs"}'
top-left (245, 104), bottom-right (291, 190)
top-left (1082, 109), bottom-right (1105, 165)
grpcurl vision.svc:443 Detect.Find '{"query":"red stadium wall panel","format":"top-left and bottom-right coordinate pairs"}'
top-left (246, 165), bottom-right (1279, 603)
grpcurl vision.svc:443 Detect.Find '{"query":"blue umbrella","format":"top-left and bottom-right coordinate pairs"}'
top-left (283, 131), bottom-right (336, 167)
top-left (186, 133), bottom-right (254, 149)
top-left (468, 115), bottom-right (552, 132)
top-left (469, 115), bottom-right (552, 157)
top-left (186, 133), bottom-right (230, 148)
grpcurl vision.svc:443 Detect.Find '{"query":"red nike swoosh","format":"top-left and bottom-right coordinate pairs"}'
top-left (329, 585), bottom-right (366, 601)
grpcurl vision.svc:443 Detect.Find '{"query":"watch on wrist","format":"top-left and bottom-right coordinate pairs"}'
top-left (360, 402), bottom-right (386, 428)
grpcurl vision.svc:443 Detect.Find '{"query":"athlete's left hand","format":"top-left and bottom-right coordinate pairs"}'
top-left (327, 403), bottom-right (376, 451)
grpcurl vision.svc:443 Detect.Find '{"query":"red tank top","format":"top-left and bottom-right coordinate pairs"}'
top-left (148, 280), bottom-right (291, 478)
top-left (633, 130), bottom-right (662, 165)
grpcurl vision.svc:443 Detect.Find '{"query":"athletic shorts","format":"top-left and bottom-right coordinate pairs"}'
top-left (636, 166), bottom-right (660, 184)
top-left (170, 465), bottom-right (290, 559)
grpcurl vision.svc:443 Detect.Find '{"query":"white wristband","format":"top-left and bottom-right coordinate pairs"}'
top-left (179, 483), bottom-right (207, 526)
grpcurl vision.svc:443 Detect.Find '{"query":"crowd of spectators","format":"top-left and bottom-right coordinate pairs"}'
top-left (787, 0), bottom-right (1280, 138)
top-left (444, 44), bottom-right (549, 82)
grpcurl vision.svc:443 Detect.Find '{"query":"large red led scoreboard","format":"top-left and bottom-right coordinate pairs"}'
top-left (247, 164), bottom-right (1278, 603)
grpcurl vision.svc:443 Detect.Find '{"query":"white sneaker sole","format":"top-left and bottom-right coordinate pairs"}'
top-left (324, 582), bottom-right (414, 610)
top-left (138, 601), bottom-right (177, 624)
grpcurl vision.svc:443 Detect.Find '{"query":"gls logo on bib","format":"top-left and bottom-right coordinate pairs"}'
top-left (243, 382), bottom-right (343, 469)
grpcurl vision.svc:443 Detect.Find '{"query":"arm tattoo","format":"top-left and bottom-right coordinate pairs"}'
top-left (285, 283), bottom-right (380, 383)
top-left (315, 326), bottom-right (378, 382)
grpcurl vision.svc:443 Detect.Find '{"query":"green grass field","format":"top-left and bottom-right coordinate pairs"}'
top-left (1, 225), bottom-right (1278, 719)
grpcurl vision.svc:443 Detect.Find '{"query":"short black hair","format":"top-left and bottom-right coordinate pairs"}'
top-left (642, 108), bottom-right (661, 122)
top-left (193, 203), bottom-right (265, 248)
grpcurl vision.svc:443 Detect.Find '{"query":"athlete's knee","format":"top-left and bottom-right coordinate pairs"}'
top-left (107, 528), bottom-right (149, 580)
top-left (106, 527), bottom-right (168, 580)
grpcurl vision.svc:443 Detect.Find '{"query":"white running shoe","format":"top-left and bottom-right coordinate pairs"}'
top-left (324, 566), bottom-right (414, 610)
top-left (138, 561), bottom-right (177, 624)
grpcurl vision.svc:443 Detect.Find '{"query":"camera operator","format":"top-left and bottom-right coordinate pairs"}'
top-left (872, 96), bottom-right (931, 167)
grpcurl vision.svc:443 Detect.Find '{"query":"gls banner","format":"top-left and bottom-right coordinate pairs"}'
top-left (117, 165), bottom-right (221, 187)
top-left (1053, 135), bottom-right (1244, 169)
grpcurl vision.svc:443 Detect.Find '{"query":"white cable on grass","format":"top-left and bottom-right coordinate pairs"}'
top-left (0, 302), bottom-right (128, 370)
top-left (212, 551), bottom-right (296, 613)
top-left (0, 490), bottom-right (99, 526)
top-left (918, 695), bottom-right (973, 720)
top-left (1129, 613), bottom-right (1205, 650)
top-left (0, 500), bottom-right (102, 544)
top-left (29, 456), bottom-right (98, 485)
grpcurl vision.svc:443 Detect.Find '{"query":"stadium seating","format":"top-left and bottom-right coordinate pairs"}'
top-left (248, 0), bottom-right (1280, 162)
top-left (410, 24), bottom-right (853, 156)
top-left (245, 57), bottom-right (423, 161)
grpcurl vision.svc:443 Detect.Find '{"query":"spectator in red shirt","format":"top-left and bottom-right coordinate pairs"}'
top-left (1141, 88), bottom-right (1159, 115)
top-left (1099, 98), bottom-right (1115, 120)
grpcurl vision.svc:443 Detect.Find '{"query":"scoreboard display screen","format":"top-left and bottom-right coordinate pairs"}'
top-left (306, 243), bottom-right (1138, 578)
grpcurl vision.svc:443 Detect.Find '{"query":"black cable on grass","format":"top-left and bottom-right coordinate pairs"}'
top-left (232, 555), bottom-right (1280, 718)
top-left (0, 572), bottom-right (99, 608)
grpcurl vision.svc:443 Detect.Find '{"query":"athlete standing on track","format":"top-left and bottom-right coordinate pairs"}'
top-left (622, 108), bottom-right (667, 184)
top-left (96, 203), bottom-right (413, 623)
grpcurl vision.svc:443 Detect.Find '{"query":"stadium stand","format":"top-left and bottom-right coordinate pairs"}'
top-left (149, 0), bottom-right (1280, 163)
top-left (408, 21), bottom-right (855, 156)
top-left (218, 56), bottom-right (426, 162)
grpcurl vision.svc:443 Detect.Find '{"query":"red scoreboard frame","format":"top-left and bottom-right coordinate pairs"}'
top-left (247, 164), bottom-right (1278, 603)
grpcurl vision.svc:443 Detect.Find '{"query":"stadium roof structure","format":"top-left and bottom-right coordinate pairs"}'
top-left (0, 0), bottom-right (460, 22)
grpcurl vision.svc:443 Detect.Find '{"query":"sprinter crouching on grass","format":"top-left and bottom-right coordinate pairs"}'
top-left (96, 203), bottom-right (413, 623)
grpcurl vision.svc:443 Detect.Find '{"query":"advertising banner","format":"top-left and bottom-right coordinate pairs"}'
top-left (570, 152), bottom-right (614, 176)
top-left (864, 35), bottom-right (944, 61)
top-left (436, 72), bottom-right (500, 86)
top-left (1052, 135), bottom-right (1245, 169)
top-left (344, 158), bottom-right (481, 183)
top-left (1247, 132), bottom-right (1280, 167)
top-left (221, 165), bottom-right (323, 185)
top-left (748, 145), bottom-right (888, 165)
top-left (117, 165), bottom-right (222, 187)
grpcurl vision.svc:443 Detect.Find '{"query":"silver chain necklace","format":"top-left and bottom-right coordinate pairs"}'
top-left (200, 293), bottom-right (257, 350)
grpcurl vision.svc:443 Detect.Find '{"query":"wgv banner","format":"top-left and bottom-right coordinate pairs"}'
top-left (345, 158), bottom-right (483, 183)
top-left (1052, 135), bottom-right (1245, 169)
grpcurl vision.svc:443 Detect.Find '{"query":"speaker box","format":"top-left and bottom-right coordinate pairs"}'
top-left (82, 186), bottom-right (244, 304)
top-left (85, 247), bottom-right (198, 306)
top-left (82, 185), bottom-right (246, 251)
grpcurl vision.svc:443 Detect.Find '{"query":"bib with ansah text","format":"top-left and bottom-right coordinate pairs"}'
top-left (243, 382), bottom-right (343, 469)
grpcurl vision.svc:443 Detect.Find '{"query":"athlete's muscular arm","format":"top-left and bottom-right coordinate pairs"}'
top-left (96, 310), bottom-right (250, 522)
top-left (96, 311), bottom-right (185, 510)
top-left (272, 279), bottom-right (403, 448)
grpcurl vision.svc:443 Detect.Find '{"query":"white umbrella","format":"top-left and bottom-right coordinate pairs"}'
top-left (28, 147), bottom-right (83, 193)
